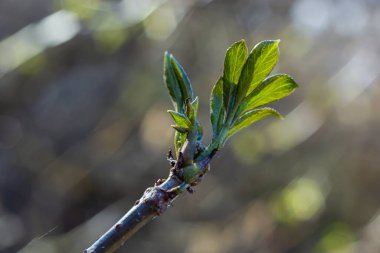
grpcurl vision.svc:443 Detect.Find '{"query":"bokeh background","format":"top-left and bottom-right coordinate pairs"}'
top-left (0, 0), bottom-right (380, 252)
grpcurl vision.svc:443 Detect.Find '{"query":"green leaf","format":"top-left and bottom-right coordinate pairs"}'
top-left (190, 97), bottom-right (203, 142)
top-left (191, 97), bottom-right (199, 116)
top-left (210, 77), bottom-right (224, 140)
top-left (227, 40), bottom-right (280, 124)
top-left (228, 107), bottom-right (282, 138)
top-left (164, 52), bottom-right (183, 111)
top-left (246, 40), bottom-right (280, 95)
top-left (224, 40), bottom-right (248, 85)
top-left (223, 40), bottom-right (248, 112)
top-left (186, 96), bottom-right (199, 123)
top-left (241, 74), bottom-right (298, 113)
top-left (172, 125), bottom-right (189, 133)
top-left (171, 55), bottom-right (193, 102)
top-left (167, 110), bottom-right (192, 128)
top-left (174, 131), bottom-right (186, 155)
top-left (234, 48), bottom-right (256, 110)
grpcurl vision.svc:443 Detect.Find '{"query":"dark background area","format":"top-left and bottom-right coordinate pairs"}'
top-left (0, 0), bottom-right (380, 252)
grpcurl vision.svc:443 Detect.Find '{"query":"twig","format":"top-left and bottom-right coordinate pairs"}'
top-left (84, 153), bottom-right (214, 253)
top-left (84, 38), bottom-right (298, 253)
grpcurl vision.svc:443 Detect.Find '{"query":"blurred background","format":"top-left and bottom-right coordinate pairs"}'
top-left (0, 0), bottom-right (379, 252)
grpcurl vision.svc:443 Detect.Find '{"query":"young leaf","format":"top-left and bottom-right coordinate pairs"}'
top-left (172, 125), bottom-right (189, 133)
top-left (174, 131), bottom-right (186, 155)
top-left (164, 52), bottom-right (183, 111)
top-left (186, 97), bottom-right (199, 123)
top-left (167, 110), bottom-right (192, 128)
top-left (232, 40), bottom-right (280, 123)
top-left (234, 48), bottom-right (256, 110)
top-left (190, 97), bottom-right (203, 142)
top-left (223, 40), bottom-right (248, 112)
top-left (246, 40), bottom-right (280, 95)
top-left (224, 40), bottom-right (248, 85)
top-left (210, 77), bottom-right (224, 140)
top-left (240, 74), bottom-right (298, 113)
top-left (227, 107), bottom-right (282, 138)
top-left (171, 55), bottom-right (193, 102)
top-left (191, 97), bottom-right (199, 116)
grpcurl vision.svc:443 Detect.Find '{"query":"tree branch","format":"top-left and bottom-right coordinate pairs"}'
top-left (84, 152), bottom-right (215, 253)
top-left (84, 38), bottom-right (297, 253)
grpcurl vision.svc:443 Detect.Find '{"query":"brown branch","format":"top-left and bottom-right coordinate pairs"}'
top-left (84, 152), bottom-right (215, 253)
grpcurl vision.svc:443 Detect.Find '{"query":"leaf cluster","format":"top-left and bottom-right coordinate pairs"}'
top-left (164, 53), bottom-right (202, 155)
top-left (164, 39), bottom-right (298, 159)
top-left (210, 39), bottom-right (298, 149)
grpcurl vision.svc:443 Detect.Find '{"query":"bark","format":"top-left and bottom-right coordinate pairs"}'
top-left (84, 152), bottom-right (214, 253)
